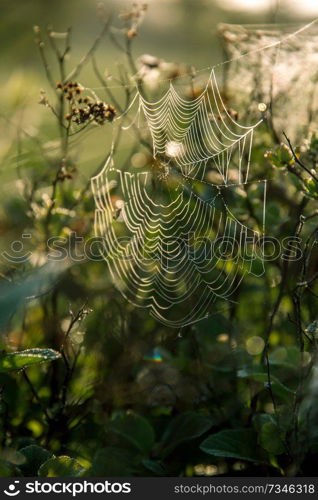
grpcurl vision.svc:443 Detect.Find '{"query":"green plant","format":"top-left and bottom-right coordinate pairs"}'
top-left (1, 4), bottom-right (318, 479)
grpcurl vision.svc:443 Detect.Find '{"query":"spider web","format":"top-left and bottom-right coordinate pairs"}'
top-left (91, 69), bottom-right (265, 328)
top-left (140, 69), bottom-right (260, 183)
top-left (219, 23), bottom-right (318, 141)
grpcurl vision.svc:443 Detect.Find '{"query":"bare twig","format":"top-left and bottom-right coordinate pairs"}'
top-left (283, 132), bottom-right (318, 183)
top-left (65, 18), bottom-right (111, 82)
top-left (23, 370), bottom-right (51, 423)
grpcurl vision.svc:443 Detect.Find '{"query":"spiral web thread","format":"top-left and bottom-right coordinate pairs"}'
top-left (91, 69), bottom-right (266, 328)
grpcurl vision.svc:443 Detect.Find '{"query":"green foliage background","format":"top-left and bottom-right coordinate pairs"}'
top-left (0, 0), bottom-right (318, 478)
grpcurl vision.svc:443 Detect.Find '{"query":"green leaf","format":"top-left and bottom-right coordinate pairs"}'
top-left (237, 368), bottom-right (294, 403)
top-left (19, 445), bottom-right (52, 476)
top-left (200, 429), bottom-right (261, 462)
top-left (259, 422), bottom-right (285, 455)
top-left (0, 459), bottom-right (22, 477)
top-left (90, 447), bottom-right (134, 477)
top-left (304, 178), bottom-right (318, 200)
top-left (0, 349), bottom-right (61, 372)
top-left (0, 449), bottom-right (25, 466)
top-left (266, 146), bottom-right (292, 169)
top-left (160, 411), bottom-right (213, 457)
top-left (252, 413), bottom-right (276, 431)
top-left (38, 456), bottom-right (85, 477)
top-left (109, 412), bottom-right (155, 455)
